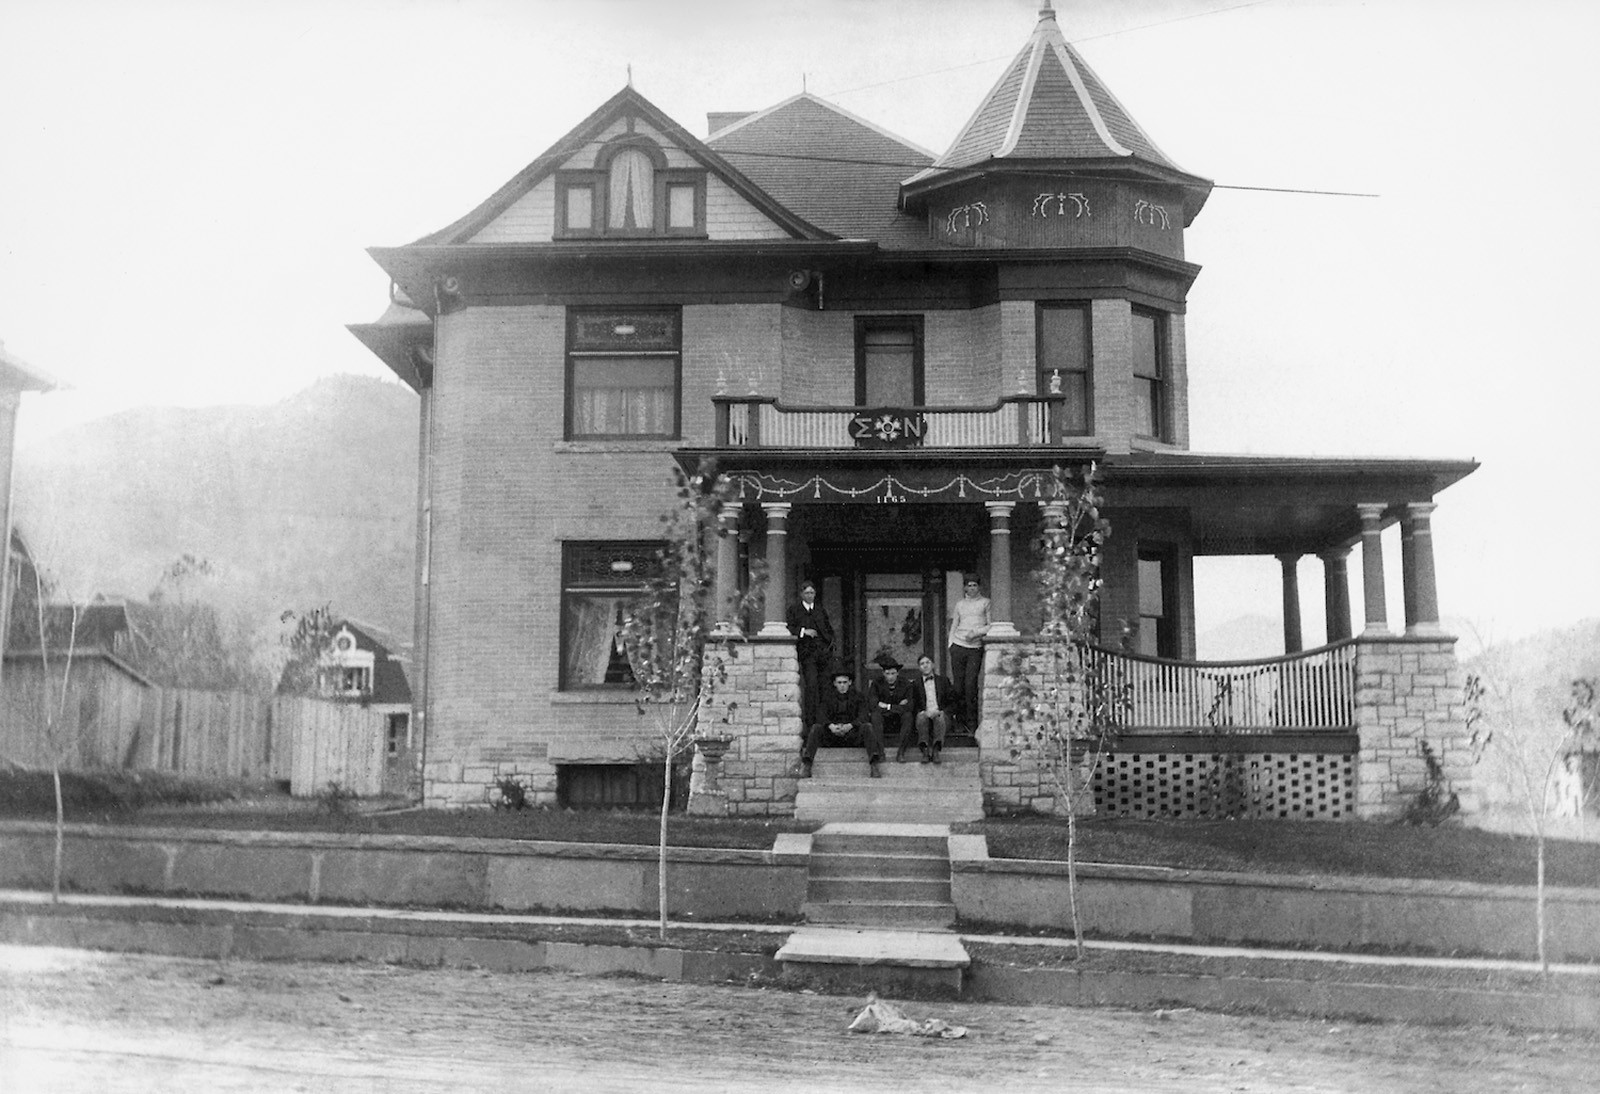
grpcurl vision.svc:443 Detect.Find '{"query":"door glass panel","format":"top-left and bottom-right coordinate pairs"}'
top-left (861, 572), bottom-right (925, 682)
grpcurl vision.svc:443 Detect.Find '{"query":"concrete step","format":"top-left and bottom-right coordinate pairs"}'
top-left (802, 900), bottom-right (957, 929)
top-left (808, 876), bottom-right (952, 903)
top-left (794, 787), bottom-right (983, 824)
top-left (777, 926), bottom-right (970, 997)
top-left (811, 831), bottom-right (950, 856)
top-left (808, 852), bottom-right (950, 879)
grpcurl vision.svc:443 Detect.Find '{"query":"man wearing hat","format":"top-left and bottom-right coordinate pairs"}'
top-left (800, 666), bottom-right (884, 779)
top-left (866, 658), bottom-right (916, 762)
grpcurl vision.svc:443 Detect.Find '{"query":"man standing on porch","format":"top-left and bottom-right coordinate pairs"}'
top-left (948, 576), bottom-right (991, 734)
top-left (786, 580), bottom-right (833, 734)
top-left (912, 653), bottom-right (956, 764)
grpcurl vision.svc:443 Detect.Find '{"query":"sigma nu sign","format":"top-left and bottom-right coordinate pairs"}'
top-left (851, 409), bottom-right (927, 449)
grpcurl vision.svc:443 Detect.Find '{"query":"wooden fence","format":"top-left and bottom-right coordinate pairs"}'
top-left (0, 656), bottom-right (389, 797)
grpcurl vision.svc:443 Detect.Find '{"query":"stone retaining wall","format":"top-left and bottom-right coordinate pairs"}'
top-left (6, 822), bottom-right (1595, 963)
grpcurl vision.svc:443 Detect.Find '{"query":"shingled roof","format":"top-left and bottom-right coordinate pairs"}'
top-left (708, 93), bottom-right (938, 250)
top-left (903, 1), bottom-right (1211, 219)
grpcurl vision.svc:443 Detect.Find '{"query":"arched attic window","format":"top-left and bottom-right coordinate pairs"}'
top-left (555, 134), bottom-right (706, 239)
top-left (608, 147), bottom-right (654, 230)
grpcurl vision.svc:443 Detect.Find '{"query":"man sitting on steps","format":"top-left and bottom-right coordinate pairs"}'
top-left (801, 667), bottom-right (884, 780)
top-left (912, 653), bottom-right (957, 765)
top-left (867, 658), bottom-right (915, 763)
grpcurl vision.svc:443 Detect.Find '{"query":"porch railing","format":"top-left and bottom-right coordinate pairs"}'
top-left (713, 394), bottom-right (1070, 448)
top-left (1087, 640), bottom-right (1358, 734)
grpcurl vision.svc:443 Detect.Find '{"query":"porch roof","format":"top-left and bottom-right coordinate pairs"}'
top-left (1104, 451), bottom-right (1477, 555)
top-left (678, 446), bottom-right (1477, 555)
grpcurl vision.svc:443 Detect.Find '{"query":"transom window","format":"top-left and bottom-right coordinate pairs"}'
top-left (855, 316), bottom-right (924, 406)
top-left (1037, 302), bottom-right (1092, 435)
top-left (566, 308), bottom-right (681, 439)
top-left (555, 135), bottom-right (706, 239)
top-left (559, 542), bottom-right (667, 689)
top-left (1132, 307), bottom-right (1168, 440)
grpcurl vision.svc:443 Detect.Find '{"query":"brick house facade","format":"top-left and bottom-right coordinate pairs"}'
top-left (353, 5), bottom-right (1475, 816)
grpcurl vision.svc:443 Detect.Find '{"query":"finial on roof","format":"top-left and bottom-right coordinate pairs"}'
top-left (626, 63), bottom-right (633, 87)
top-left (1039, 0), bottom-right (1056, 21)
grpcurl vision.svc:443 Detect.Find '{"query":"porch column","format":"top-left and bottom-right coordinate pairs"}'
top-left (757, 502), bottom-right (791, 637)
top-left (1319, 546), bottom-right (1353, 643)
top-left (1400, 502), bottom-right (1442, 635)
top-left (1356, 503), bottom-right (1391, 635)
top-left (1277, 553), bottom-right (1303, 654)
top-left (712, 502), bottom-right (742, 637)
top-left (985, 501), bottom-right (1019, 637)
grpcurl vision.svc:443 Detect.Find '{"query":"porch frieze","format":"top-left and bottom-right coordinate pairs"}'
top-left (725, 468), bottom-right (1069, 504)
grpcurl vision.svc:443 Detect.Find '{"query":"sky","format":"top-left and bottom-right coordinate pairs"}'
top-left (1, 0), bottom-right (1596, 651)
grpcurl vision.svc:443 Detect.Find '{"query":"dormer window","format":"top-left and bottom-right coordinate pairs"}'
top-left (608, 148), bottom-right (655, 230)
top-left (555, 136), bottom-right (707, 240)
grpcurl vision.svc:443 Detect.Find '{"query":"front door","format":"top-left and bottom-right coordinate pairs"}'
top-left (811, 547), bottom-right (974, 687)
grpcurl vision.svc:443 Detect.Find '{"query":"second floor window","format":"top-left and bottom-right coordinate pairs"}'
top-left (566, 308), bottom-right (681, 439)
top-left (855, 316), bottom-right (924, 406)
top-left (1132, 307), bottom-right (1168, 440)
top-left (1037, 302), bottom-right (1092, 435)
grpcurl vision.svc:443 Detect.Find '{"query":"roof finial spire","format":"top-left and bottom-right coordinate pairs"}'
top-left (1039, 0), bottom-right (1056, 21)
top-left (626, 63), bottom-right (633, 87)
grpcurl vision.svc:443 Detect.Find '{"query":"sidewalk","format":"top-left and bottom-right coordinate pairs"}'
top-left (3, 889), bottom-right (1596, 1031)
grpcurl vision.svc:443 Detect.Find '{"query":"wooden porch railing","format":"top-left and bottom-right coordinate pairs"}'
top-left (713, 394), bottom-right (1070, 448)
top-left (1087, 640), bottom-right (1358, 734)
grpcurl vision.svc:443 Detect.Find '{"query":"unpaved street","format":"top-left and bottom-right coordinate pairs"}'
top-left (1, 945), bottom-right (1593, 1093)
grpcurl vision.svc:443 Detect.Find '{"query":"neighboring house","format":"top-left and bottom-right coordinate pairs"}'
top-left (0, 340), bottom-right (57, 669)
top-left (305, 621), bottom-right (416, 795)
top-left (353, 5), bottom-right (1476, 815)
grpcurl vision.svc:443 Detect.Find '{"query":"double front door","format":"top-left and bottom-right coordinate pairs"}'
top-left (810, 547), bottom-right (975, 691)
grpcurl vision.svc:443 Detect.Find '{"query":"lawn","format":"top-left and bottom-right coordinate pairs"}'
top-left (4, 769), bottom-right (1599, 888)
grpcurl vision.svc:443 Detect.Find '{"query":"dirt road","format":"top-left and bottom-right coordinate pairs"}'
top-left (1, 944), bottom-right (1593, 1092)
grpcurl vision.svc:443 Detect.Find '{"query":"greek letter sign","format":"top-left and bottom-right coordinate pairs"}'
top-left (850, 409), bottom-right (926, 449)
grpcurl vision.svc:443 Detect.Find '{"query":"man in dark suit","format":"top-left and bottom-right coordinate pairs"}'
top-left (801, 668), bottom-right (883, 779)
top-left (785, 580), bottom-right (833, 733)
top-left (867, 658), bottom-right (916, 762)
top-left (911, 653), bottom-right (957, 764)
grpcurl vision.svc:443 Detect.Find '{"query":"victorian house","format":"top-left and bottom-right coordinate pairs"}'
top-left (352, 4), bottom-right (1475, 817)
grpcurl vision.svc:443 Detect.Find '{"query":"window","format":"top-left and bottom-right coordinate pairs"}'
top-left (560, 541), bottom-right (666, 689)
top-left (1132, 307), bottom-right (1168, 439)
top-left (1037, 302), bottom-right (1092, 435)
top-left (566, 308), bottom-right (681, 439)
top-left (558, 763), bottom-right (683, 810)
top-left (1137, 547), bottom-right (1179, 659)
top-left (553, 138), bottom-right (706, 239)
top-left (855, 316), bottom-right (924, 406)
top-left (560, 181), bottom-right (595, 234)
top-left (607, 148), bottom-right (655, 231)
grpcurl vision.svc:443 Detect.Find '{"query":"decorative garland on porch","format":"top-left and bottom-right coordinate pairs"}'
top-left (727, 469), bottom-right (1065, 503)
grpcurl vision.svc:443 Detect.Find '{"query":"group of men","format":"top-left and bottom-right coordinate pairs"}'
top-left (787, 577), bottom-right (989, 781)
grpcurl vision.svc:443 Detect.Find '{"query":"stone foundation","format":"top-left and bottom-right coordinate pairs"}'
top-left (975, 637), bottom-right (1092, 816)
top-left (1353, 635), bottom-right (1473, 819)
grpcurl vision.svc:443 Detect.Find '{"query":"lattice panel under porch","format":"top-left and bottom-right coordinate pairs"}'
top-left (1092, 752), bottom-right (1355, 820)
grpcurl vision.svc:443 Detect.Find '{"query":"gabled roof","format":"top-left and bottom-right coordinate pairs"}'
top-left (709, 93), bottom-right (938, 250)
top-left (0, 339), bottom-right (58, 393)
top-left (903, 2), bottom-right (1211, 219)
top-left (414, 85), bottom-right (830, 245)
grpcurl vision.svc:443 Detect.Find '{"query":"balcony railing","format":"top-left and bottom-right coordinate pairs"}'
top-left (1087, 640), bottom-right (1358, 734)
top-left (712, 394), bottom-right (1070, 448)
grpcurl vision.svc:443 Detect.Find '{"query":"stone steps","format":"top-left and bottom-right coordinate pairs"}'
top-left (795, 748), bottom-right (983, 824)
top-left (801, 823), bottom-right (957, 932)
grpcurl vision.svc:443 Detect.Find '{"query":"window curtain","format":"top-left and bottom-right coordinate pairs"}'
top-left (573, 359), bottom-right (674, 435)
top-left (608, 149), bottom-right (653, 230)
top-left (564, 595), bottom-right (633, 686)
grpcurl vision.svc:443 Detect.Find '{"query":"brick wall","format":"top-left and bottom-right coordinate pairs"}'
top-left (1090, 298), bottom-right (1132, 453)
top-left (1354, 635), bottom-right (1474, 818)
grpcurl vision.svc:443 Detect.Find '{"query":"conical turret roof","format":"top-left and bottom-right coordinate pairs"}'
top-left (903, 2), bottom-right (1210, 219)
